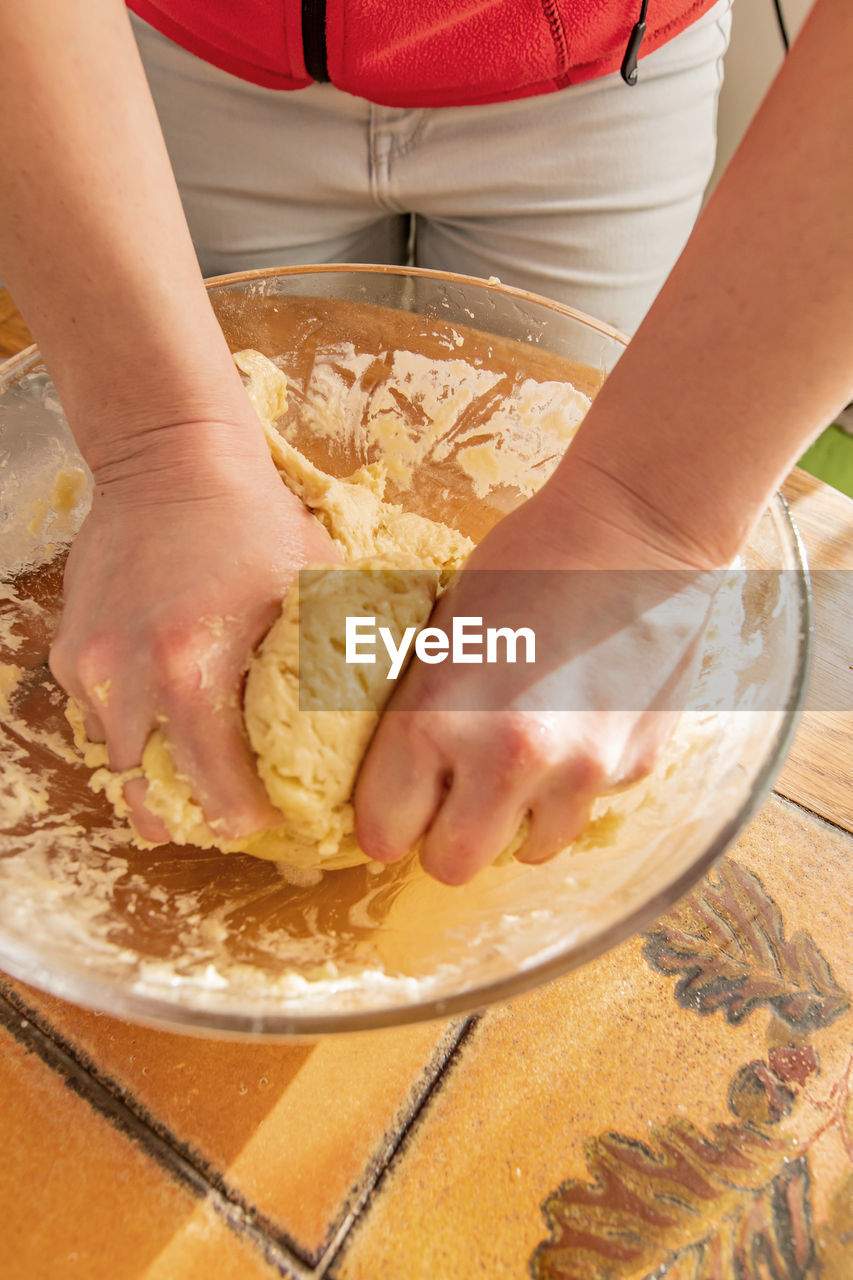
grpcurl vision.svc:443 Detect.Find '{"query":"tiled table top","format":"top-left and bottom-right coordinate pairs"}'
top-left (1, 295), bottom-right (852, 1278)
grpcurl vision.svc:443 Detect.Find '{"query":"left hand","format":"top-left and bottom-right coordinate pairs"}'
top-left (50, 416), bottom-right (339, 843)
top-left (354, 473), bottom-right (720, 885)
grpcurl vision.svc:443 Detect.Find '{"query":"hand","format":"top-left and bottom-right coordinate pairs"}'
top-left (354, 471), bottom-right (720, 885)
top-left (50, 417), bottom-right (339, 842)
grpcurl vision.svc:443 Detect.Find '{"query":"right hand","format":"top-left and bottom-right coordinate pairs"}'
top-left (50, 417), bottom-right (339, 843)
top-left (355, 473), bottom-right (720, 885)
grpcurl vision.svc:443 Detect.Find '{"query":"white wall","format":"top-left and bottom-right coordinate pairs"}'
top-left (709, 0), bottom-right (816, 190)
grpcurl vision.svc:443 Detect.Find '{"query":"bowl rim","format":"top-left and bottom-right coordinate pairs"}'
top-left (203, 260), bottom-right (632, 343)
top-left (0, 264), bottom-right (631, 390)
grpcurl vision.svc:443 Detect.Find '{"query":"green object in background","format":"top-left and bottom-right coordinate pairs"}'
top-left (798, 423), bottom-right (853, 500)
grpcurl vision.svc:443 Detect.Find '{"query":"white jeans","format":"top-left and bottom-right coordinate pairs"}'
top-left (131, 2), bottom-right (731, 333)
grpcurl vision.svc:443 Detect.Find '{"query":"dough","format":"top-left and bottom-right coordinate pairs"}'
top-left (72, 350), bottom-right (474, 870)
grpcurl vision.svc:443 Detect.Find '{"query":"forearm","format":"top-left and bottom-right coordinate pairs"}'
top-left (549, 0), bottom-right (853, 567)
top-left (0, 0), bottom-right (254, 472)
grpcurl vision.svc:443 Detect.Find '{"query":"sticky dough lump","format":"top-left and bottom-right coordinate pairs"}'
top-left (71, 350), bottom-right (474, 870)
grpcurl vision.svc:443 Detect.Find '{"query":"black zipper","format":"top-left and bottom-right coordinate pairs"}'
top-left (302, 0), bottom-right (330, 81)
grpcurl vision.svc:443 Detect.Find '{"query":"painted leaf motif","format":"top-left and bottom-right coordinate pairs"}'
top-left (643, 860), bottom-right (849, 1031)
top-left (729, 1158), bottom-right (813, 1280)
top-left (530, 1118), bottom-right (791, 1280)
top-left (663, 1160), bottom-right (813, 1280)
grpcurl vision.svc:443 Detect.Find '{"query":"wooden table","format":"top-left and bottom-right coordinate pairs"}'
top-left (1, 293), bottom-right (852, 1279)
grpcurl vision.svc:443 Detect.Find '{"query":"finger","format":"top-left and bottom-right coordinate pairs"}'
top-left (83, 710), bottom-right (106, 743)
top-left (93, 694), bottom-right (173, 842)
top-left (48, 645), bottom-right (106, 744)
top-left (597, 710), bottom-right (676, 796)
top-left (354, 713), bottom-right (447, 864)
top-left (512, 751), bottom-right (610, 865)
top-left (122, 776), bottom-right (173, 845)
top-left (64, 695), bottom-right (106, 746)
top-left (163, 702), bottom-right (284, 840)
top-left (50, 633), bottom-right (136, 754)
top-left (97, 691), bottom-right (156, 771)
top-left (628, 710), bottom-right (677, 776)
top-left (512, 793), bottom-right (595, 866)
top-left (418, 769), bottom-right (530, 886)
top-left (62, 660), bottom-right (175, 844)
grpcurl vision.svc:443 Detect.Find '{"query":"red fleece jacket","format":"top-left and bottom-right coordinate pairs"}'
top-left (128, 0), bottom-right (718, 107)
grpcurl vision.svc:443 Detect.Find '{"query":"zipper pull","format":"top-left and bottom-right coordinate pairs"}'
top-left (621, 0), bottom-right (650, 85)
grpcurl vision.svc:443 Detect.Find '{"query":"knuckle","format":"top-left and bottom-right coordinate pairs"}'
top-left (47, 640), bottom-right (73, 689)
top-left (354, 807), bottom-right (403, 862)
top-left (497, 714), bottom-right (554, 774)
top-left (150, 627), bottom-right (208, 697)
top-left (424, 824), bottom-right (491, 885)
top-left (51, 632), bottom-right (116, 695)
top-left (569, 753), bottom-right (609, 794)
top-left (423, 845), bottom-right (476, 886)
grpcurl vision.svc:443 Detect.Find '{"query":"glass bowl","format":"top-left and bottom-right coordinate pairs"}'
top-left (0, 266), bottom-right (810, 1037)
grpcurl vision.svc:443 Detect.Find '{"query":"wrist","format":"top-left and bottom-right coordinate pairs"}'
top-left (38, 285), bottom-right (256, 476)
top-left (538, 452), bottom-right (734, 572)
top-left (88, 413), bottom-right (283, 505)
top-left (72, 374), bottom-right (257, 477)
